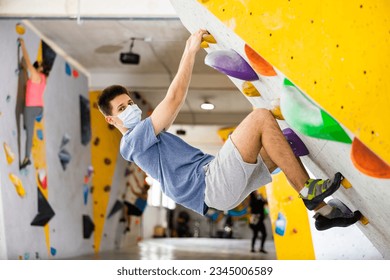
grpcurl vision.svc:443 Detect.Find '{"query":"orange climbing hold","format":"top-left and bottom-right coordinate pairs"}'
top-left (244, 44), bottom-right (277, 76)
top-left (351, 138), bottom-right (390, 179)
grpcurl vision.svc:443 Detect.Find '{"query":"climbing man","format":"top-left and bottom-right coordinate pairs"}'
top-left (97, 29), bottom-right (360, 230)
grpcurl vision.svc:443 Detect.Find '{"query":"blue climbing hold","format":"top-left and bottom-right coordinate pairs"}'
top-left (83, 184), bottom-right (89, 205)
top-left (36, 129), bottom-right (43, 140)
top-left (65, 62), bottom-right (71, 76)
top-left (275, 212), bottom-right (287, 236)
top-left (50, 247), bottom-right (57, 256)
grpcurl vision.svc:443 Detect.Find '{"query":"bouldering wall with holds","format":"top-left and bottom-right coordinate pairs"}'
top-left (170, 0), bottom-right (389, 258)
top-left (0, 20), bottom-right (129, 259)
top-left (0, 20), bottom-right (49, 259)
top-left (89, 90), bottom-right (123, 253)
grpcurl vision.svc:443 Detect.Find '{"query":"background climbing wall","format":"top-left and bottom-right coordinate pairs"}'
top-left (170, 0), bottom-right (390, 258)
top-left (0, 21), bottom-right (128, 259)
top-left (89, 90), bottom-right (122, 253)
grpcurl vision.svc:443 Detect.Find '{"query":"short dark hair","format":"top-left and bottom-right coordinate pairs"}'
top-left (98, 85), bottom-right (130, 116)
top-left (33, 61), bottom-right (50, 77)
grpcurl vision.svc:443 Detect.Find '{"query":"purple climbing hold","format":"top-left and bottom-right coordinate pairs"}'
top-left (283, 128), bottom-right (309, 157)
top-left (205, 49), bottom-right (259, 81)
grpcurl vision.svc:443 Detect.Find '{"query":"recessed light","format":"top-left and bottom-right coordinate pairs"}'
top-left (200, 101), bottom-right (215, 110)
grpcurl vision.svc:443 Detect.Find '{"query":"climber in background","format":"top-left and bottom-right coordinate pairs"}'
top-left (18, 38), bottom-right (49, 170)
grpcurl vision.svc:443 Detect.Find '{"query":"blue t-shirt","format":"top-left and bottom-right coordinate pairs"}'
top-left (120, 117), bottom-right (214, 215)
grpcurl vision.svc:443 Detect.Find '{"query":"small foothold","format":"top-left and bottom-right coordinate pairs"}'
top-left (104, 158), bottom-right (111, 165)
top-left (341, 178), bottom-right (352, 189)
top-left (270, 99), bottom-right (284, 120)
top-left (292, 228), bottom-right (298, 234)
top-left (360, 216), bottom-right (369, 225)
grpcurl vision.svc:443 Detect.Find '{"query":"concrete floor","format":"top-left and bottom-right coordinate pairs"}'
top-left (68, 238), bottom-right (276, 260)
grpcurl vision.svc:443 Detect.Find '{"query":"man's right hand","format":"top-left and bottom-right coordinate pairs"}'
top-left (184, 29), bottom-right (209, 54)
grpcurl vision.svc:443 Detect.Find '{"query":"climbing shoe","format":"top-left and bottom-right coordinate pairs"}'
top-left (314, 199), bottom-right (362, 231)
top-left (300, 172), bottom-right (342, 210)
top-left (19, 157), bottom-right (31, 170)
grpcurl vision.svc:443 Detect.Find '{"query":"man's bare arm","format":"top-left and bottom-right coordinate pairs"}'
top-left (150, 30), bottom-right (207, 135)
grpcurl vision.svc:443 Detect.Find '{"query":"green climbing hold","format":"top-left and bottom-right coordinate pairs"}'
top-left (281, 79), bottom-right (352, 144)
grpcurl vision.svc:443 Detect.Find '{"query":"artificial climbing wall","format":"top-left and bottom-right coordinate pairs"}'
top-left (170, 0), bottom-right (390, 258)
top-left (0, 21), bottom-right (128, 259)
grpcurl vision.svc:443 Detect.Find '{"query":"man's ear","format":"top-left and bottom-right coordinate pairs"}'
top-left (105, 116), bottom-right (114, 125)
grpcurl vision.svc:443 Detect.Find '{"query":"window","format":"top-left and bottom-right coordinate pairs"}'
top-left (146, 175), bottom-right (175, 210)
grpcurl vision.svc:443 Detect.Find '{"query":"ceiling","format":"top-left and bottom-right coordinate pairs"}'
top-left (28, 19), bottom-right (253, 127)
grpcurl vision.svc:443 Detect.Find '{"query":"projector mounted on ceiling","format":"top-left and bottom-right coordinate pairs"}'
top-left (120, 37), bottom-right (140, 65)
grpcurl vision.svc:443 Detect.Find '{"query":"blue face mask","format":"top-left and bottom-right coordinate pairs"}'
top-left (116, 104), bottom-right (142, 129)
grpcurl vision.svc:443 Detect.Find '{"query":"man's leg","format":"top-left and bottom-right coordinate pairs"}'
top-left (231, 109), bottom-right (342, 212)
top-left (231, 109), bottom-right (308, 192)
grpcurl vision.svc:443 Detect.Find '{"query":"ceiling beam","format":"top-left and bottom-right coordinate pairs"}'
top-left (89, 72), bottom-right (236, 90)
top-left (175, 112), bottom-right (248, 126)
top-left (0, 0), bottom-right (177, 19)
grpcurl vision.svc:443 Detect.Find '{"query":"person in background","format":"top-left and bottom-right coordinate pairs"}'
top-left (121, 174), bottom-right (150, 234)
top-left (18, 38), bottom-right (49, 170)
top-left (249, 190), bottom-right (268, 254)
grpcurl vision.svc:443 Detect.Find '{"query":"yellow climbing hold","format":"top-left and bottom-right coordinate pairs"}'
top-left (203, 34), bottom-right (217, 44)
top-left (3, 142), bottom-right (15, 164)
top-left (270, 99), bottom-right (285, 120)
top-left (360, 215), bottom-right (369, 225)
top-left (15, 23), bottom-right (26, 35)
top-left (341, 178), bottom-right (352, 189)
top-left (242, 81), bottom-right (261, 97)
top-left (9, 173), bottom-right (26, 197)
top-left (200, 41), bottom-right (209, 48)
top-left (201, 34), bottom-right (217, 48)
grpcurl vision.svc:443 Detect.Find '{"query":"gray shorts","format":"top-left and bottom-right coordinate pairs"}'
top-left (203, 136), bottom-right (272, 211)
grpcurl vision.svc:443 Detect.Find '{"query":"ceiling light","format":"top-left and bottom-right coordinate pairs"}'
top-left (200, 101), bottom-right (215, 110)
